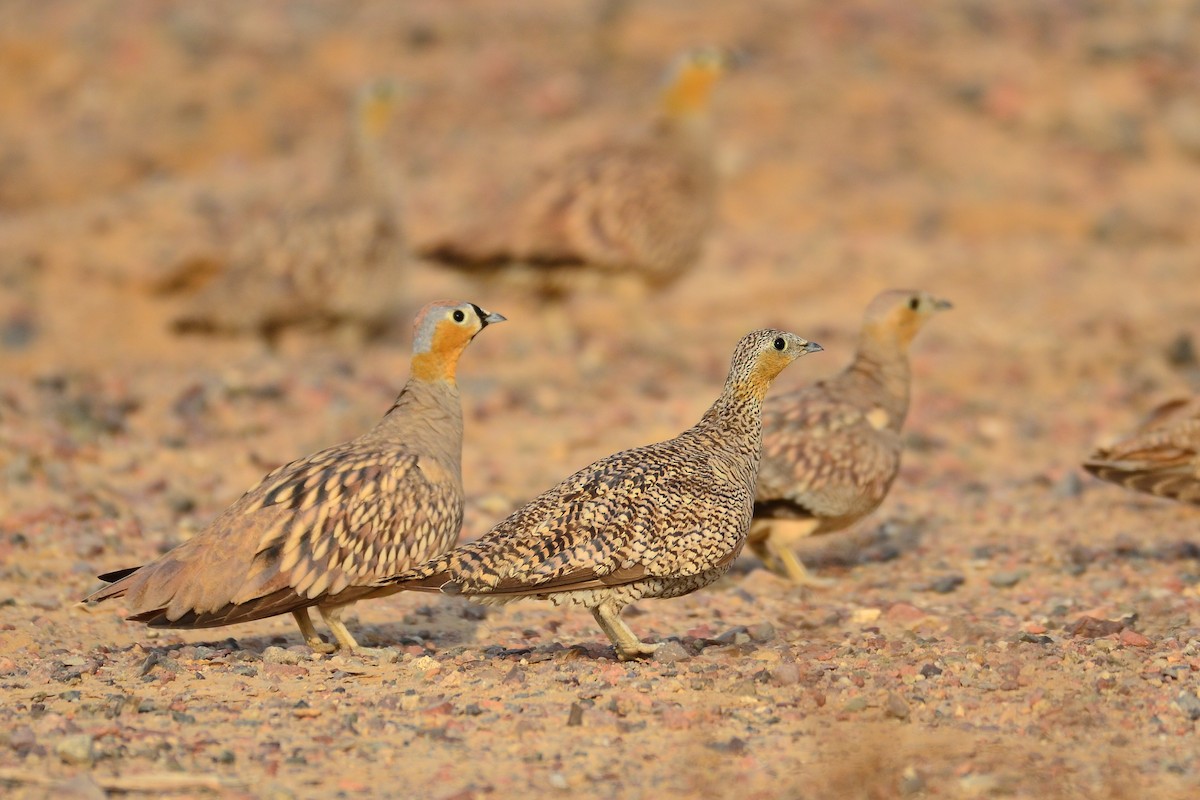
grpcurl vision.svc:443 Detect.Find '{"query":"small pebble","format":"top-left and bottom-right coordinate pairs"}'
top-left (652, 641), bottom-right (691, 663)
top-left (988, 570), bottom-right (1027, 588)
top-left (929, 574), bottom-right (965, 594)
top-left (770, 662), bottom-right (801, 687)
top-left (746, 622), bottom-right (776, 642)
top-left (1175, 691), bottom-right (1200, 721)
top-left (885, 691), bottom-right (911, 721)
top-left (55, 733), bottom-right (94, 766)
top-left (263, 646), bottom-right (301, 665)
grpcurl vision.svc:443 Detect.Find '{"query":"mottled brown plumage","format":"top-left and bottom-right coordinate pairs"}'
top-left (418, 48), bottom-right (727, 294)
top-left (1083, 396), bottom-right (1200, 505)
top-left (173, 79), bottom-right (405, 345)
top-left (83, 300), bottom-right (505, 651)
top-left (379, 329), bottom-right (822, 660)
top-left (749, 290), bottom-right (951, 585)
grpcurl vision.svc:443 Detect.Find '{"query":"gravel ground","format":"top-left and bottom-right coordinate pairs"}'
top-left (1, 2), bottom-right (1199, 798)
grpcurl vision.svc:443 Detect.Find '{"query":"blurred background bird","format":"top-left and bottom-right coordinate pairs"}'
top-left (416, 47), bottom-right (730, 300)
top-left (749, 290), bottom-right (951, 586)
top-left (167, 78), bottom-right (407, 347)
top-left (1083, 396), bottom-right (1200, 505)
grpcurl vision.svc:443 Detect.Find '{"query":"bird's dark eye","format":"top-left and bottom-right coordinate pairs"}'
top-left (773, 337), bottom-right (786, 351)
top-left (909, 297), bottom-right (920, 310)
top-left (453, 309), bottom-right (466, 322)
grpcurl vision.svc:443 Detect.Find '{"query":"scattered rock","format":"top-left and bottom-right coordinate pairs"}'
top-left (988, 570), bottom-right (1027, 588)
top-left (884, 602), bottom-right (929, 626)
top-left (1053, 472), bottom-right (1084, 498)
top-left (55, 733), bottom-right (94, 766)
top-left (919, 663), bottom-right (943, 678)
top-left (1175, 691), bottom-right (1200, 721)
top-left (900, 765), bottom-right (925, 795)
top-left (928, 574), bottom-right (965, 594)
top-left (652, 641), bottom-right (691, 663)
top-left (6, 726), bottom-right (38, 757)
top-left (1118, 629), bottom-right (1151, 647)
top-left (1019, 632), bottom-right (1053, 645)
top-left (707, 737), bottom-right (748, 755)
top-left (770, 662), bottom-right (802, 687)
top-left (885, 691), bottom-right (911, 721)
top-left (548, 772), bottom-right (569, 790)
top-left (715, 627), bottom-right (751, 645)
top-left (1065, 616), bottom-right (1125, 638)
top-left (263, 646), bottom-right (302, 665)
top-left (746, 622), bottom-right (776, 642)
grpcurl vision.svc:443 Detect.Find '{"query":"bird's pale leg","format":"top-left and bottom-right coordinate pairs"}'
top-left (757, 519), bottom-right (836, 588)
top-left (592, 600), bottom-right (660, 661)
top-left (292, 608), bottom-right (336, 653)
top-left (318, 604), bottom-right (361, 651)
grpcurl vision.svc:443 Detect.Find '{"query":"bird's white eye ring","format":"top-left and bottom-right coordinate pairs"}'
top-left (453, 309), bottom-right (466, 323)
top-left (773, 337), bottom-right (786, 351)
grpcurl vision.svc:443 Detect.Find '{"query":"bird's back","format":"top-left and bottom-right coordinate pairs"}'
top-left (400, 423), bottom-right (755, 598)
top-left (1084, 398), bottom-right (1200, 505)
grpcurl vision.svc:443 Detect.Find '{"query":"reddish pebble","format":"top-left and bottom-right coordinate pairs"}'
top-left (884, 603), bottom-right (928, 625)
top-left (1119, 630), bottom-right (1151, 648)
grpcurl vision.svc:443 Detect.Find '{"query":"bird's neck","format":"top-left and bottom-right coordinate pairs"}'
top-left (844, 333), bottom-right (912, 429)
top-left (697, 388), bottom-right (766, 459)
top-left (345, 119), bottom-right (402, 215)
top-left (376, 378), bottom-right (465, 468)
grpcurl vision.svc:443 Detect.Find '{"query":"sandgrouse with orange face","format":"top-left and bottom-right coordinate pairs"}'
top-left (378, 329), bottom-right (822, 660)
top-left (1083, 396), bottom-right (1200, 505)
top-left (750, 290), bottom-right (951, 586)
top-left (419, 48), bottom-right (729, 294)
top-left (84, 300), bottom-right (504, 651)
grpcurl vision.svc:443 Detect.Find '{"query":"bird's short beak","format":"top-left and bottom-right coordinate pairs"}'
top-left (803, 341), bottom-right (823, 354)
top-left (481, 311), bottom-right (507, 326)
top-left (934, 298), bottom-right (953, 311)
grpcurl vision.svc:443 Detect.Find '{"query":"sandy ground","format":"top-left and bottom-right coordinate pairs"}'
top-left (2, 1), bottom-right (1200, 797)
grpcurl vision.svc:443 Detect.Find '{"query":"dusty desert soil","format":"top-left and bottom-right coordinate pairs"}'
top-left (2, 1), bottom-right (1200, 798)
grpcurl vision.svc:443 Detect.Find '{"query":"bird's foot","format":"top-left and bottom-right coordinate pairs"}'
top-left (306, 637), bottom-right (337, 655)
top-left (614, 640), bottom-right (661, 661)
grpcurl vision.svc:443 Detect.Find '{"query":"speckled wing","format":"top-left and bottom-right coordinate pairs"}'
top-left (1083, 398), bottom-right (1200, 505)
top-left (755, 388), bottom-right (902, 522)
top-left (400, 444), bottom-right (747, 596)
top-left (117, 441), bottom-right (460, 628)
top-left (241, 442), bottom-right (460, 600)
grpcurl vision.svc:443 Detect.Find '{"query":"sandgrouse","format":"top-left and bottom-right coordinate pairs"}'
top-left (377, 329), bottom-right (822, 660)
top-left (749, 290), bottom-right (951, 586)
top-left (172, 79), bottom-right (406, 345)
top-left (418, 48), bottom-right (728, 295)
top-left (1083, 396), bottom-right (1200, 505)
top-left (83, 300), bottom-right (505, 651)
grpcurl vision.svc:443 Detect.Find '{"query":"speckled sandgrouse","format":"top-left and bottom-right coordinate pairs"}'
top-left (1083, 396), bottom-right (1200, 505)
top-left (172, 79), bottom-right (406, 345)
top-left (418, 48), bottom-right (728, 295)
top-left (749, 290), bottom-right (951, 586)
top-left (83, 300), bottom-right (505, 652)
top-left (377, 329), bottom-right (822, 660)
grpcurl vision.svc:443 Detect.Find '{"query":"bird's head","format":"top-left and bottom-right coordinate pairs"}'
top-left (410, 300), bottom-right (506, 383)
top-left (729, 329), bottom-right (823, 401)
top-left (660, 46), bottom-right (732, 121)
top-left (862, 289), bottom-right (952, 349)
top-left (354, 78), bottom-right (401, 143)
